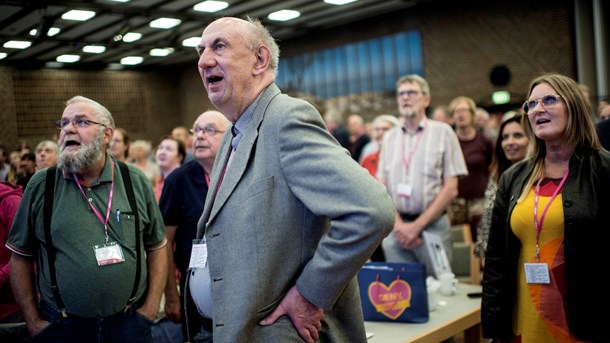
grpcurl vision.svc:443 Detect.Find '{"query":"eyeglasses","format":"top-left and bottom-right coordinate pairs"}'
top-left (55, 117), bottom-right (107, 130)
top-left (522, 94), bottom-right (563, 115)
top-left (397, 90), bottom-right (421, 98)
top-left (189, 126), bottom-right (225, 136)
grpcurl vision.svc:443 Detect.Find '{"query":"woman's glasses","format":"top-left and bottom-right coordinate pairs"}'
top-left (522, 94), bottom-right (562, 115)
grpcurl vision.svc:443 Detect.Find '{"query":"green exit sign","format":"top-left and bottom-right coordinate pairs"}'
top-left (492, 91), bottom-right (510, 104)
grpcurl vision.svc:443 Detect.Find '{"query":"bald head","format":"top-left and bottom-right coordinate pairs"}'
top-left (192, 110), bottom-right (230, 166)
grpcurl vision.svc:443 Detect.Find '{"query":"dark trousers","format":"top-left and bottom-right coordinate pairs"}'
top-left (31, 301), bottom-right (153, 343)
top-left (192, 318), bottom-right (213, 343)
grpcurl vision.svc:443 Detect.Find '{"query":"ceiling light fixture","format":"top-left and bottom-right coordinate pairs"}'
top-left (61, 10), bottom-right (96, 21)
top-left (0, 53), bottom-right (7, 59)
top-left (83, 45), bottom-right (106, 54)
top-left (150, 48), bottom-right (174, 57)
top-left (120, 56), bottom-right (143, 65)
top-left (149, 18), bottom-right (181, 29)
top-left (324, 0), bottom-right (357, 5)
top-left (30, 27), bottom-right (61, 37)
top-left (181, 37), bottom-right (200, 47)
top-left (3, 40), bottom-right (32, 49)
top-left (267, 10), bottom-right (300, 22)
top-left (56, 54), bottom-right (80, 63)
top-left (193, 1), bottom-right (229, 13)
top-left (122, 32), bottom-right (142, 42)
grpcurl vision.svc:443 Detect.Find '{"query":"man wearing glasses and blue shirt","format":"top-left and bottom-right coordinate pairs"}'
top-left (159, 110), bottom-right (229, 340)
top-left (6, 95), bottom-right (167, 343)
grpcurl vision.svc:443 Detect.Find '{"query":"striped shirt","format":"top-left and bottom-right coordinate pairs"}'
top-left (377, 117), bottom-right (467, 214)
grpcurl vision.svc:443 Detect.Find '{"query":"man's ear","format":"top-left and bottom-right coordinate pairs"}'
top-left (253, 45), bottom-right (271, 76)
top-left (104, 127), bottom-right (114, 146)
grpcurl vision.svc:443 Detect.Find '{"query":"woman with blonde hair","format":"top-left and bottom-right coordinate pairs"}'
top-left (482, 73), bottom-right (610, 342)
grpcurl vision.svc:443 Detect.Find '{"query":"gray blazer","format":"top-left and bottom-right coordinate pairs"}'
top-left (195, 83), bottom-right (395, 342)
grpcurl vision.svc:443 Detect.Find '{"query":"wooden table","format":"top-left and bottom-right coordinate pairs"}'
top-left (364, 283), bottom-right (483, 343)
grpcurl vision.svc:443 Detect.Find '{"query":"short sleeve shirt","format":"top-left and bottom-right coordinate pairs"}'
top-left (6, 154), bottom-right (166, 317)
top-left (159, 160), bottom-right (209, 274)
top-left (377, 118), bottom-right (468, 214)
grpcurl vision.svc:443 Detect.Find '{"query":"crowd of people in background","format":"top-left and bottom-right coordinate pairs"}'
top-left (1, 16), bottom-right (609, 343)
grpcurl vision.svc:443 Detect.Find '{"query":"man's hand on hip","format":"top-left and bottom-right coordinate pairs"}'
top-left (259, 285), bottom-right (324, 343)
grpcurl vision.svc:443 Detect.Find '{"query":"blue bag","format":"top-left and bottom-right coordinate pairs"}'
top-left (357, 262), bottom-right (429, 323)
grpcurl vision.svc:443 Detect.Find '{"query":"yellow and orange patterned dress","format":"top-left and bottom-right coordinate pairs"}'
top-left (509, 179), bottom-right (588, 343)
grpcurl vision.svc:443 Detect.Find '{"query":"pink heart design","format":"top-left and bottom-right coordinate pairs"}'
top-left (367, 279), bottom-right (412, 319)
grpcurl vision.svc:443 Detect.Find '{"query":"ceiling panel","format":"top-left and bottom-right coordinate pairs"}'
top-left (0, 0), bottom-right (426, 70)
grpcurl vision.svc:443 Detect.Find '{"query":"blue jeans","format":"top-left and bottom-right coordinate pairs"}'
top-left (31, 301), bottom-right (153, 343)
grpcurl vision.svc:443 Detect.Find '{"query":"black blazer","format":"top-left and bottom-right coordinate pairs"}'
top-left (482, 148), bottom-right (610, 342)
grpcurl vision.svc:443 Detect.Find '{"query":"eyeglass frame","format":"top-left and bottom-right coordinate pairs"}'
top-left (396, 90), bottom-right (422, 98)
top-left (55, 117), bottom-right (107, 130)
top-left (189, 126), bottom-right (225, 136)
top-left (522, 94), bottom-right (563, 115)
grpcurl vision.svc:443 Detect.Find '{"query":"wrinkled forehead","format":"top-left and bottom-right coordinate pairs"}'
top-left (202, 17), bottom-right (253, 43)
top-left (63, 102), bottom-right (96, 119)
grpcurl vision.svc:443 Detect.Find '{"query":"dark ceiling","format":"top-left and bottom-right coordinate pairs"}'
top-left (0, 0), bottom-right (422, 70)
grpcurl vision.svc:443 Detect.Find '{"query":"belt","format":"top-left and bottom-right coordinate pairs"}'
top-left (399, 212), bottom-right (420, 221)
top-left (399, 211), bottom-right (447, 222)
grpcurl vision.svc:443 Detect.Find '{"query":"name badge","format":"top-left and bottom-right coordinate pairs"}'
top-left (397, 183), bottom-right (412, 197)
top-left (189, 243), bottom-right (208, 269)
top-left (94, 242), bottom-right (125, 266)
top-left (524, 262), bottom-right (550, 284)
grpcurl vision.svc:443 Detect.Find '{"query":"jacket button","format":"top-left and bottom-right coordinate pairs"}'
top-left (564, 199), bottom-right (572, 207)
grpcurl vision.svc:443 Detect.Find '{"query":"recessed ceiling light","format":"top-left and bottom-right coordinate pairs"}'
top-left (107, 0), bottom-right (130, 2)
top-left (0, 52), bottom-right (7, 59)
top-left (3, 40), bottom-right (32, 49)
top-left (29, 27), bottom-right (61, 37)
top-left (324, 0), bottom-right (357, 5)
top-left (193, 1), bottom-right (229, 13)
top-left (182, 37), bottom-right (200, 47)
top-left (83, 45), bottom-right (106, 54)
top-left (56, 54), bottom-right (80, 63)
top-left (61, 10), bottom-right (96, 21)
top-left (120, 56), bottom-right (143, 65)
top-left (122, 32), bottom-right (142, 42)
top-left (149, 18), bottom-right (181, 29)
top-left (150, 48), bottom-right (174, 57)
top-left (267, 10), bottom-right (300, 22)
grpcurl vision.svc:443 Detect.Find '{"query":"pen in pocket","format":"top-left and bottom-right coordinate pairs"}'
top-left (116, 209), bottom-right (120, 222)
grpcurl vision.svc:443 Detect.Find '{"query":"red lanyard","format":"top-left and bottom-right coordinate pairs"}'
top-left (533, 169), bottom-right (568, 259)
top-left (74, 160), bottom-right (115, 243)
top-left (401, 123), bottom-right (425, 175)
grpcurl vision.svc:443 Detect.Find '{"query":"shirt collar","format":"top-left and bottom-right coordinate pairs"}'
top-left (233, 91), bottom-right (263, 135)
top-left (402, 116), bottom-right (427, 134)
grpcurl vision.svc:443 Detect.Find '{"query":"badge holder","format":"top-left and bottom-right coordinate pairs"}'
top-left (94, 241), bottom-right (125, 266)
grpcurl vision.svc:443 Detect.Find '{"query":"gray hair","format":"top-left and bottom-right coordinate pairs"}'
top-left (36, 140), bottom-right (59, 153)
top-left (66, 95), bottom-right (115, 129)
top-left (396, 74), bottom-right (430, 95)
top-left (372, 114), bottom-right (400, 130)
top-left (246, 16), bottom-right (280, 73)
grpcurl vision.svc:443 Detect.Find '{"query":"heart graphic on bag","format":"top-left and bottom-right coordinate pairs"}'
top-left (367, 279), bottom-right (412, 319)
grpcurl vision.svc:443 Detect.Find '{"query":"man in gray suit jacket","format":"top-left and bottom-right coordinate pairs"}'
top-left (186, 16), bottom-right (395, 343)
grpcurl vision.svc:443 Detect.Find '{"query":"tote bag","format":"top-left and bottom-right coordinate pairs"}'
top-left (357, 262), bottom-right (429, 323)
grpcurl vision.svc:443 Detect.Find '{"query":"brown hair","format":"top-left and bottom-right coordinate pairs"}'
top-left (518, 73), bottom-right (602, 201)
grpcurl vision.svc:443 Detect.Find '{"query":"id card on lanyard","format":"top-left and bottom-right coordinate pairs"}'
top-left (74, 160), bottom-right (125, 266)
top-left (525, 170), bottom-right (569, 284)
top-left (396, 124), bottom-right (424, 198)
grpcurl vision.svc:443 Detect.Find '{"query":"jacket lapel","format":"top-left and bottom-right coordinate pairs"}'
top-left (205, 84), bottom-right (281, 225)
